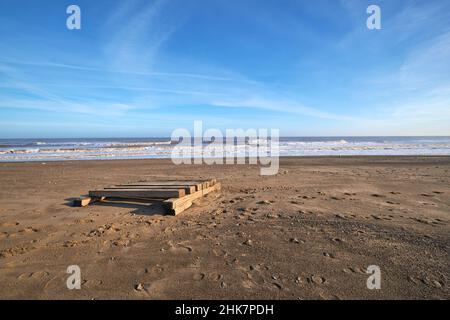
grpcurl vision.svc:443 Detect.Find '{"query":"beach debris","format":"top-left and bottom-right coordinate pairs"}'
top-left (73, 178), bottom-right (220, 216)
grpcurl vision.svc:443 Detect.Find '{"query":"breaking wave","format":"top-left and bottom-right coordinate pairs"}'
top-left (0, 137), bottom-right (449, 162)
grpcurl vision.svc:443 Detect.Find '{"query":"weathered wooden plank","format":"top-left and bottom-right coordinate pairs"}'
top-left (163, 182), bottom-right (221, 210)
top-left (105, 185), bottom-right (196, 194)
top-left (159, 179), bottom-right (213, 189)
top-left (89, 188), bottom-right (185, 199)
top-left (117, 181), bottom-right (204, 191)
top-left (163, 192), bottom-right (201, 210)
top-left (167, 201), bottom-right (193, 216)
top-left (73, 196), bottom-right (104, 207)
top-left (131, 180), bottom-right (206, 184)
top-left (203, 179), bottom-right (216, 188)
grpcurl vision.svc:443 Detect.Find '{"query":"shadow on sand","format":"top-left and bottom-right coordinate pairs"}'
top-left (65, 197), bottom-right (167, 216)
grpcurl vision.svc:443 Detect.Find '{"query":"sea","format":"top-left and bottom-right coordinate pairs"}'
top-left (0, 136), bottom-right (449, 162)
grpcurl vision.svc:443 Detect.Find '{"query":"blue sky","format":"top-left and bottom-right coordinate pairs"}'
top-left (0, 0), bottom-right (449, 138)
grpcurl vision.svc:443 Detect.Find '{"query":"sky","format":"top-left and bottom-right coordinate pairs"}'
top-left (0, 0), bottom-right (449, 138)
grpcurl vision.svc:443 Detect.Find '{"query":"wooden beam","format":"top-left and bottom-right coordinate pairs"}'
top-left (89, 188), bottom-right (185, 199)
top-left (105, 185), bottom-right (196, 194)
top-left (116, 181), bottom-right (204, 191)
top-left (158, 179), bottom-right (214, 189)
top-left (163, 182), bottom-right (221, 210)
top-left (167, 201), bottom-right (193, 216)
top-left (77, 179), bottom-right (219, 214)
top-left (73, 196), bottom-right (104, 207)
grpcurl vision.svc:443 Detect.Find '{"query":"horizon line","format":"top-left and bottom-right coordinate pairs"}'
top-left (1, 135), bottom-right (450, 140)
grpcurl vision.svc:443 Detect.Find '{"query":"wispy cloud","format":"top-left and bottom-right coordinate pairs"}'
top-left (211, 96), bottom-right (359, 121)
top-left (1, 0), bottom-right (450, 137)
top-left (103, 0), bottom-right (180, 72)
top-left (0, 98), bottom-right (134, 117)
top-left (0, 59), bottom-right (255, 83)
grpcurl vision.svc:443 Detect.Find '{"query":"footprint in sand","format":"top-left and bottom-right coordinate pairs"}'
top-left (289, 237), bottom-right (304, 244)
top-left (331, 237), bottom-right (344, 244)
top-left (0, 221), bottom-right (20, 227)
top-left (244, 264), bottom-right (267, 286)
top-left (386, 201), bottom-right (400, 205)
top-left (308, 275), bottom-right (326, 285)
top-left (212, 273), bottom-right (224, 281)
top-left (407, 276), bottom-right (422, 285)
top-left (342, 267), bottom-right (366, 274)
top-left (82, 279), bottom-right (103, 288)
top-left (18, 271), bottom-right (50, 280)
top-left (212, 248), bottom-right (228, 257)
top-left (319, 293), bottom-right (342, 300)
top-left (18, 227), bottom-right (39, 233)
top-left (1, 246), bottom-right (34, 258)
top-left (411, 217), bottom-right (433, 225)
top-left (246, 270), bottom-right (264, 283)
top-left (167, 241), bottom-right (193, 253)
top-left (408, 276), bottom-right (443, 289)
top-left (419, 202), bottom-right (437, 206)
top-left (241, 279), bottom-right (256, 289)
top-left (433, 218), bottom-right (446, 225)
top-left (88, 224), bottom-right (121, 237)
top-left (63, 240), bottom-right (80, 247)
top-left (269, 282), bottom-right (283, 290)
top-left (371, 194), bottom-right (386, 198)
top-left (148, 264), bottom-right (165, 273)
top-left (193, 273), bottom-right (205, 281)
top-left (74, 218), bottom-right (94, 224)
top-left (43, 276), bottom-right (61, 290)
top-left (111, 238), bottom-right (130, 247)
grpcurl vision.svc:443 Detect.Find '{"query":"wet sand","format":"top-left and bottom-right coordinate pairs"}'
top-left (0, 156), bottom-right (449, 299)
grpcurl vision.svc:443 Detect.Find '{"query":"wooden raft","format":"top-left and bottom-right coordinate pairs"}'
top-left (73, 179), bottom-right (220, 215)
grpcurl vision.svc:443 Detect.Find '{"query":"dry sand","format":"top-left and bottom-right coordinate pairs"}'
top-left (0, 156), bottom-right (449, 299)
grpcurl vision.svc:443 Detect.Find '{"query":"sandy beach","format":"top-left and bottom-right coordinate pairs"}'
top-left (0, 156), bottom-right (449, 299)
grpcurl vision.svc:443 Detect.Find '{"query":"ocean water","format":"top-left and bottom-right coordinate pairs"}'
top-left (0, 137), bottom-right (449, 162)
